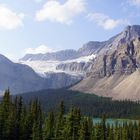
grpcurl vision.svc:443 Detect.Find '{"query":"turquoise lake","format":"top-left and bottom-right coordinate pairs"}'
top-left (93, 118), bottom-right (138, 126)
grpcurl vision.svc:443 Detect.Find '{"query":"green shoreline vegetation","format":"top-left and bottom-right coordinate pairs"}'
top-left (20, 89), bottom-right (140, 119)
top-left (0, 89), bottom-right (140, 140)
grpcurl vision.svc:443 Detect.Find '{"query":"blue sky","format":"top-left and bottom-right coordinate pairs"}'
top-left (0, 0), bottom-right (140, 60)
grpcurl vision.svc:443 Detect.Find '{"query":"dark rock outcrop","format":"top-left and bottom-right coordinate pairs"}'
top-left (72, 25), bottom-right (140, 100)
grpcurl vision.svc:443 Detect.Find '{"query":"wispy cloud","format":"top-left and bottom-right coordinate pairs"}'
top-left (0, 4), bottom-right (24, 30)
top-left (35, 0), bottom-right (86, 25)
top-left (87, 12), bottom-right (129, 30)
top-left (128, 0), bottom-right (140, 6)
top-left (25, 45), bottom-right (53, 54)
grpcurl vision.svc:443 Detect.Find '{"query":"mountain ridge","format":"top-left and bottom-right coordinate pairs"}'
top-left (0, 54), bottom-right (82, 94)
top-left (2, 25), bottom-right (140, 100)
top-left (20, 25), bottom-right (140, 78)
top-left (72, 25), bottom-right (140, 100)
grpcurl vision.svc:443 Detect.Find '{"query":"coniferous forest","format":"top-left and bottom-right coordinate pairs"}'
top-left (20, 89), bottom-right (140, 119)
top-left (1, 89), bottom-right (140, 140)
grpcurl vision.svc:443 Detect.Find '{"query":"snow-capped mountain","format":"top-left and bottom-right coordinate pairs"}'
top-left (0, 54), bottom-right (82, 94)
top-left (22, 25), bottom-right (140, 77)
top-left (20, 54), bottom-right (96, 76)
top-left (20, 41), bottom-right (100, 77)
top-left (0, 54), bottom-right (47, 94)
top-left (19, 25), bottom-right (140, 100)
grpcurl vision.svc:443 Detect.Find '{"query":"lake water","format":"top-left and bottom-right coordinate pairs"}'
top-left (93, 118), bottom-right (138, 126)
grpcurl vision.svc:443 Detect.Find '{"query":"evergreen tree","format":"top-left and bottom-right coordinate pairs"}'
top-left (101, 115), bottom-right (107, 140)
top-left (79, 117), bottom-right (91, 140)
top-left (0, 89), bottom-right (140, 140)
top-left (32, 122), bottom-right (41, 140)
top-left (55, 101), bottom-right (65, 140)
top-left (0, 89), bottom-right (12, 140)
top-left (43, 112), bottom-right (54, 140)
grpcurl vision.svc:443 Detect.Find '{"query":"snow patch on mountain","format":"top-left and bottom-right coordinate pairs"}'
top-left (20, 54), bottom-right (96, 77)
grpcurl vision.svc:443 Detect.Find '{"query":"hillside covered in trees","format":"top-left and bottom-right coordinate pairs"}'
top-left (19, 89), bottom-right (140, 119)
top-left (1, 89), bottom-right (140, 140)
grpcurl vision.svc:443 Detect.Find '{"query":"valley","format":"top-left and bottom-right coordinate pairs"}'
top-left (19, 88), bottom-right (140, 119)
top-left (1, 25), bottom-right (140, 139)
top-left (1, 0), bottom-right (140, 139)
top-left (17, 25), bottom-right (140, 101)
top-left (0, 89), bottom-right (140, 140)
top-left (1, 25), bottom-right (140, 101)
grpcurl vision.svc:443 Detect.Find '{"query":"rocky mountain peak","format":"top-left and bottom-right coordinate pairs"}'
top-left (124, 25), bottom-right (140, 34)
top-left (86, 25), bottom-right (140, 78)
top-left (121, 25), bottom-right (140, 42)
top-left (78, 41), bottom-right (105, 56)
top-left (72, 25), bottom-right (140, 100)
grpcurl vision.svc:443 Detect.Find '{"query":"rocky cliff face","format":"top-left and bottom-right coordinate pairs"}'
top-left (72, 25), bottom-right (140, 100)
top-left (90, 25), bottom-right (140, 77)
top-left (77, 41), bottom-right (105, 56)
top-left (19, 25), bottom-right (140, 100)
top-left (56, 62), bottom-right (93, 75)
top-left (45, 72), bottom-right (82, 88)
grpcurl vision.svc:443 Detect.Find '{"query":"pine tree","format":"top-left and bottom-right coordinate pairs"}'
top-left (30, 99), bottom-right (43, 140)
top-left (63, 107), bottom-right (81, 140)
top-left (55, 101), bottom-right (66, 140)
top-left (101, 115), bottom-right (107, 140)
top-left (43, 111), bottom-right (54, 140)
top-left (79, 117), bottom-right (91, 140)
top-left (0, 89), bottom-right (13, 140)
top-left (0, 89), bottom-right (140, 140)
top-left (95, 124), bottom-right (104, 140)
top-left (19, 106), bottom-right (28, 140)
top-left (32, 122), bottom-right (41, 140)
top-left (107, 125), bottom-right (114, 140)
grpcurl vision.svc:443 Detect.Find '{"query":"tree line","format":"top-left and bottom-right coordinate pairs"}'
top-left (0, 89), bottom-right (140, 140)
top-left (21, 89), bottom-right (140, 119)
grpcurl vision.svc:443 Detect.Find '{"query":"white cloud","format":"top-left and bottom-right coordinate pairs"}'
top-left (25, 45), bottom-right (53, 54)
top-left (87, 12), bottom-right (129, 30)
top-left (36, 0), bottom-right (86, 25)
top-left (129, 0), bottom-right (140, 6)
top-left (0, 4), bottom-right (24, 30)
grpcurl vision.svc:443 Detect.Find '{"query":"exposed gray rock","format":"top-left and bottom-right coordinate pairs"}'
top-left (90, 25), bottom-right (140, 77)
top-left (20, 42), bottom-right (104, 62)
top-left (56, 62), bottom-right (93, 75)
top-left (0, 54), bottom-right (82, 94)
top-left (72, 25), bottom-right (140, 100)
top-left (0, 54), bottom-right (47, 94)
top-left (45, 72), bottom-right (82, 88)
top-left (20, 50), bottom-right (77, 61)
top-left (77, 41), bottom-right (106, 56)
top-left (19, 25), bottom-right (140, 100)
